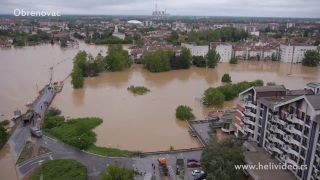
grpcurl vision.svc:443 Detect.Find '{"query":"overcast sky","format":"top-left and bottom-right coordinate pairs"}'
top-left (0, 0), bottom-right (319, 18)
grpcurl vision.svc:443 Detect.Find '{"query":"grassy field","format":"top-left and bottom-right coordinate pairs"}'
top-left (44, 115), bottom-right (138, 157)
top-left (87, 145), bottom-right (140, 157)
top-left (29, 159), bottom-right (87, 180)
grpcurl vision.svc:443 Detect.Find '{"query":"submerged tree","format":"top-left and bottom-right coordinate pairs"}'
top-left (302, 50), bottom-right (320, 67)
top-left (206, 49), bottom-right (220, 68)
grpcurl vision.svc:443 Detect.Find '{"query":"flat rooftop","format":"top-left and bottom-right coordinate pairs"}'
top-left (244, 141), bottom-right (297, 180)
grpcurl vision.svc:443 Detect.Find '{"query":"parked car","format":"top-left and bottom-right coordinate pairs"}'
top-left (187, 161), bottom-right (201, 168)
top-left (30, 127), bottom-right (43, 138)
top-left (192, 169), bottom-right (204, 176)
top-left (187, 159), bottom-right (199, 163)
top-left (194, 172), bottom-right (207, 180)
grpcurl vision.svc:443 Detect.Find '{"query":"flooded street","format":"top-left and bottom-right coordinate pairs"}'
top-left (0, 43), bottom-right (320, 179)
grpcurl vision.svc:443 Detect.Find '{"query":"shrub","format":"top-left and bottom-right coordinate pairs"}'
top-left (203, 88), bottom-right (225, 107)
top-left (127, 85), bottom-right (150, 95)
top-left (229, 57), bottom-right (238, 64)
top-left (221, 73), bottom-right (232, 83)
top-left (46, 107), bottom-right (61, 117)
top-left (192, 56), bottom-right (206, 67)
top-left (176, 105), bottom-right (195, 121)
top-left (0, 124), bottom-right (8, 147)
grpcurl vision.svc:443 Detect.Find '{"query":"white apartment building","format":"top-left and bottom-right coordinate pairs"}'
top-left (181, 43), bottom-right (209, 57)
top-left (235, 83), bottom-right (320, 180)
top-left (280, 44), bottom-right (317, 63)
top-left (214, 44), bottom-right (233, 62)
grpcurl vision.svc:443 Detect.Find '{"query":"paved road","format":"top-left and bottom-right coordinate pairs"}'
top-left (17, 135), bottom-right (203, 180)
top-left (8, 87), bottom-right (55, 158)
top-left (18, 136), bottom-right (134, 180)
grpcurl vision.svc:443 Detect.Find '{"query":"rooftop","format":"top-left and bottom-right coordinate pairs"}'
top-left (244, 141), bottom-right (298, 180)
top-left (254, 85), bottom-right (286, 93)
top-left (258, 95), bottom-right (299, 107)
top-left (305, 95), bottom-right (320, 110)
top-left (306, 82), bottom-right (320, 88)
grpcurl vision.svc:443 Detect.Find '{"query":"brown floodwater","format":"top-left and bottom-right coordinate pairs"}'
top-left (53, 61), bottom-right (319, 152)
top-left (0, 144), bottom-right (18, 180)
top-left (0, 43), bottom-right (320, 180)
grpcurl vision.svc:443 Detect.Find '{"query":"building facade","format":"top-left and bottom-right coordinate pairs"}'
top-left (212, 44), bottom-right (233, 63)
top-left (280, 44), bottom-right (317, 63)
top-left (181, 43), bottom-right (209, 57)
top-left (235, 83), bottom-right (320, 180)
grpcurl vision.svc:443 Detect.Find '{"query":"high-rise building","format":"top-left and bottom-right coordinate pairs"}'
top-left (235, 83), bottom-right (320, 180)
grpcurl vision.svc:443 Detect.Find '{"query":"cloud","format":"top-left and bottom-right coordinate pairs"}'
top-left (0, 0), bottom-right (319, 18)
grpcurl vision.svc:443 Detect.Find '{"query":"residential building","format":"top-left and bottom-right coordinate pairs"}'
top-left (211, 43), bottom-right (233, 62)
top-left (181, 43), bottom-right (209, 57)
top-left (280, 44), bottom-right (317, 63)
top-left (235, 83), bottom-right (320, 180)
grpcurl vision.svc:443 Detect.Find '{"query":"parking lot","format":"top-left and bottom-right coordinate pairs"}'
top-left (132, 150), bottom-right (203, 180)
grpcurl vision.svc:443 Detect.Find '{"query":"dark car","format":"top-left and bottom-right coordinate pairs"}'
top-left (194, 172), bottom-right (207, 180)
top-left (187, 161), bottom-right (201, 168)
top-left (187, 159), bottom-right (199, 163)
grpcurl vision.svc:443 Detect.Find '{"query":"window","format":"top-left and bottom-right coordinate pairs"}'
top-left (300, 148), bottom-right (306, 157)
top-left (306, 115), bottom-right (311, 125)
top-left (304, 127), bottom-right (309, 136)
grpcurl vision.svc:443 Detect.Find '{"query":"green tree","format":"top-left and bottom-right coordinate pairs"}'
top-left (100, 164), bottom-right (134, 180)
top-left (71, 65), bottom-right (84, 89)
top-left (201, 138), bottom-right (245, 180)
top-left (229, 57), bottom-right (238, 64)
top-left (203, 88), bottom-right (225, 107)
top-left (175, 105), bottom-right (195, 121)
top-left (168, 31), bottom-right (180, 45)
top-left (302, 50), bottom-right (320, 67)
top-left (105, 45), bottom-right (132, 71)
top-left (221, 73), bottom-right (232, 83)
top-left (192, 56), bottom-right (206, 67)
top-left (206, 49), bottom-right (220, 68)
top-left (142, 50), bottom-right (172, 72)
top-left (0, 124), bottom-right (8, 148)
top-left (170, 48), bottom-right (191, 70)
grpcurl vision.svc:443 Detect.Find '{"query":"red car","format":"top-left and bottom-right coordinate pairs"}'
top-left (187, 161), bottom-right (201, 168)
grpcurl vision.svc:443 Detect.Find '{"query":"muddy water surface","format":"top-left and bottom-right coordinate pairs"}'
top-left (53, 61), bottom-right (320, 152)
top-left (1, 43), bottom-right (320, 179)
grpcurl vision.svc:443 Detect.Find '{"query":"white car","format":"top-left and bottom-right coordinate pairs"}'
top-left (192, 169), bottom-right (204, 176)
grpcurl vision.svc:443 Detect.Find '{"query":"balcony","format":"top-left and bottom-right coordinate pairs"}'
top-left (245, 101), bottom-right (256, 109)
top-left (313, 170), bottom-right (320, 180)
top-left (272, 115), bottom-right (286, 126)
top-left (282, 144), bottom-right (299, 157)
top-left (243, 125), bottom-right (254, 134)
top-left (287, 114), bottom-right (304, 125)
top-left (244, 109), bottom-right (256, 118)
top-left (286, 157), bottom-right (298, 167)
top-left (243, 117), bottom-right (255, 126)
top-left (269, 134), bottom-right (284, 145)
top-left (267, 143), bottom-right (283, 155)
top-left (280, 154), bottom-right (289, 163)
top-left (269, 125), bottom-right (285, 136)
top-left (284, 134), bottom-right (300, 145)
top-left (285, 124), bottom-right (302, 136)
